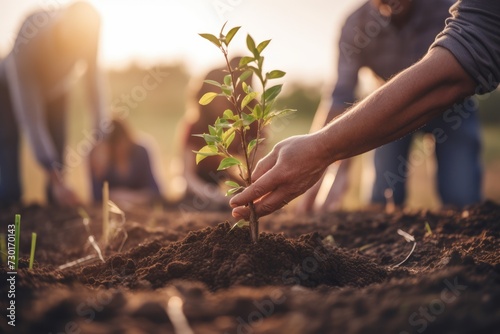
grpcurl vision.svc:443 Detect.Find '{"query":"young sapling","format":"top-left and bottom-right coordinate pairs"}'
top-left (197, 23), bottom-right (294, 242)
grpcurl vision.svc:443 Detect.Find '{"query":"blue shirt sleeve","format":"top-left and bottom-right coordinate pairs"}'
top-left (332, 13), bottom-right (364, 110)
top-left (431, 0), bottom-right (500, 93)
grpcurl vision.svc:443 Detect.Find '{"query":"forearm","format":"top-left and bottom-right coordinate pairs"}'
top-left (317, 47), bottom-right (476, 164)
top-left (7, 55), bottom-right (60, 171)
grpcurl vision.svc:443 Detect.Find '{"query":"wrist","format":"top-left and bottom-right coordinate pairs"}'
top-left (311, 127), bottom-right (338, 166)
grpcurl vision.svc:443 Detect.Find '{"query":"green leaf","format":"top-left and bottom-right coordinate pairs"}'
top-left (221, 86), bottom-right (232, 96)
top-left (204, 79), bottom-right (222, 87)
top-left (247, 138), bottom-right (265, 153)
top-left (208, 125), bottom-right (217, 136)
top-left (199, 92), bottom-right (218, 105)
top-left (225, 26), bottom-right (241, 45)
top-left (199, 33), bottom-right (221, 48)
top-left (224, 74), bottom-right (232, 86)
top-left (217, 157), bottom-right (242, 170)
top-left (225, 180), bottom-right (240, 188)
top-left (194, 145), bottom-right (218, 164)
top-left (242, 112), bottom-right (256, 126)
top-left (229, 219), bottom-right (249, 232)
top-left (223, 109), bottom-right (234, 120)
top-left (246, 34), bottom-right (257, 55)
top-left (263, 84), bottom-right (282, 102)
top-left (215, 117), bottom-right (231, 129)
top-left (232, 119), bottom-right (243, 128)
top-left (257, 39), bottom-right (271, 53)
top-left (266, 70), bottom-right (286, 80)
top-left (238, 70), bottom-right (252, 84)
top-left (226, 187), bottom-right (244, 196)
top-left (252, 104), bottom-right (263, 119)
top-left (266, 108), bottom-right (296, 120)
top-left (222, 129), bottom-right (236, 148)
top-left (241, 91), bottom-right (258, 110)
top-left (219, 21), bottom-right (228, 38)
top-left (239, 56), bottom-right (254, 67)
top-left (203, 133), bottom-right (220, 144)
top-left (242, 81), bottom-right (249, 94)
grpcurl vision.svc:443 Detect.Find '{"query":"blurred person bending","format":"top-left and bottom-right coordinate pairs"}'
top-left (0, 1), bottom-right (107, 207)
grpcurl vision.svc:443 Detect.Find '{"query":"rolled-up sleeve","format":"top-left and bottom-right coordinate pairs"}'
top-left (431, 0), bottom-right (500, 93)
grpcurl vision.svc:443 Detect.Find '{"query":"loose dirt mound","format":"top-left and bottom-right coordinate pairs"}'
top-left (79, 222), bottom-right (389, 290)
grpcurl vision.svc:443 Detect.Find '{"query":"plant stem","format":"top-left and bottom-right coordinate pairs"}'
top-left (223, 48), bottom-right (260, 242)
top-left (248, 202), bottom-right (259, 243)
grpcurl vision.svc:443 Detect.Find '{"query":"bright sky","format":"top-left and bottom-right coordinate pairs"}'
top-left (0, 0), bottom-right (366, 86)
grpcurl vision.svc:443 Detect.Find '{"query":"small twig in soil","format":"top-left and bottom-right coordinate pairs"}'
top-left (165, 288), bottom-right (194, 334)
top-left (58, 254), bottom-right (100, 270)
top-left (102, 181), bottom-right (110, 249)
top-left (107, 200), bottom-right (128, 252)
top-left (78, 208), bottom-right (105, 263)
top-left (393, 229), bottom-right (417, 268)
top-left (358, 242), bottom-right (376, 252)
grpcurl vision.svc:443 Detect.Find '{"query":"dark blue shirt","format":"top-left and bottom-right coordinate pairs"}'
top-left (333, 0), bottom-right (455, 109)
top-left (431, 0), bottom-right (500, 94)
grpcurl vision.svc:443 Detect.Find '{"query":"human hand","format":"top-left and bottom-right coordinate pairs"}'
top-left (229, 134), bottom-right (331, 218)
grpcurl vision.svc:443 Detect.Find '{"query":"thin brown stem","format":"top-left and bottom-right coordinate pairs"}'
top-left (222, 48), bottom-right (259, 242)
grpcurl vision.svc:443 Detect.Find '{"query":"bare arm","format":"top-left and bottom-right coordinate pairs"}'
top-left (230, 47), bottom-right (476, 218)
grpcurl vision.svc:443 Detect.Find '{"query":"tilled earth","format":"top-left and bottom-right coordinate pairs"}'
top-left (0, 200), bottom-right (499, 334)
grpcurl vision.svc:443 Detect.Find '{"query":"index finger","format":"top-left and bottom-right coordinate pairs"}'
top-left (229, 166), bottom-right (281, 208)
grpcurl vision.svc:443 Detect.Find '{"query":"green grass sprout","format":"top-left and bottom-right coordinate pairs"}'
top-left (14, 214), bottom-right (21, 270)
top-left (424, 221), bottom-right (433, 235)
top-left (77, 207), bottom-right (105, 263)
top-left (29, 232), bottom-right (37, 270)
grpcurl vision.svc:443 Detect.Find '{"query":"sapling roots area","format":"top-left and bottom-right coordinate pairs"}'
top-left (1, 201), bottom-right (499, 333)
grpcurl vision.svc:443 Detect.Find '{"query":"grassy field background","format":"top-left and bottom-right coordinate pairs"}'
top-left (19, 63), bottom-right (500, 210)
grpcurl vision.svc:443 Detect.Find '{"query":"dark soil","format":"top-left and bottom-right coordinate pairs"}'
top-left (1, 201), bottom-right (499, 334)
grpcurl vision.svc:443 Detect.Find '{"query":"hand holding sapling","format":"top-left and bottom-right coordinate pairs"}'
top-left (230, 133), bottom-right (331, 218)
